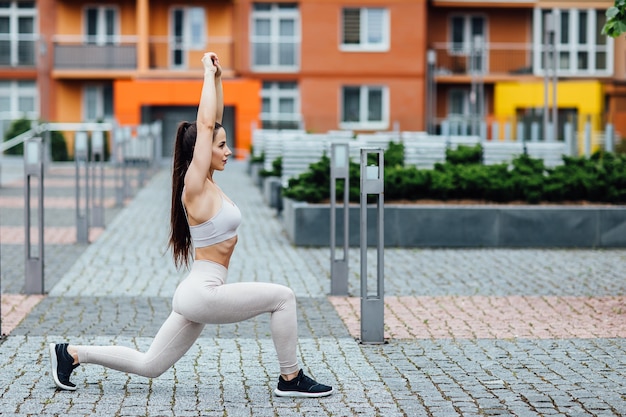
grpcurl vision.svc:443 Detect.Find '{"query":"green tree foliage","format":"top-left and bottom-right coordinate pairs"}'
top-left (602, 0), bottom-right (626, 37)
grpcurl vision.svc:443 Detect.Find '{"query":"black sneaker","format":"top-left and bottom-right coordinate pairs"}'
top-left (274, 369), bottom-right (333, 398)
top-left (49, 343), bottom-right (79, 391)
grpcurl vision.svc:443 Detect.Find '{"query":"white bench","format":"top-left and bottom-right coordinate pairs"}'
top-left (525, 142), bottom-right (567, 167)
top-left (482, 141), bottom-right (525, 165)
top-left (281, 138), bottom-right (328, 185)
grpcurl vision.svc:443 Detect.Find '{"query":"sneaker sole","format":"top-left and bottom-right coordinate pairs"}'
top-left (48, 343), bottom-right (77, 391)
top-left (274, 388), bottom-right (333, 398)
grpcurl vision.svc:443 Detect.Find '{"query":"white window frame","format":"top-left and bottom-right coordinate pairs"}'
top-left (170, 6), bottom-right (206, 69)
top-left (532, 8), bottom-right (613, 77)
top-left (340, 7), bottom-right (390, 52)
top-left (0, 80), bottom-right (38, 120)
top-left (448, 14), bottom-right (487, 74)
top-left (340, 85), bottom-right (388, 130)
top-left (0, 1), bottom-right (37, 67)
top-left (83, 5), bottom-right (119, 45)
top-left (250, 3), bottom-right (300, 72)
top-left (260, 81), bottom-right (301, 128)
top-left (83, 84), bottom-right (113, 122)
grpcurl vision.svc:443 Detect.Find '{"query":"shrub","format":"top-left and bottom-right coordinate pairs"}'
top-left (259, 156), bottom-right (282, 178)
top-left (3, 117), bottom-right (69, 161)
top-left (281, 141), bottom-right (626, 204)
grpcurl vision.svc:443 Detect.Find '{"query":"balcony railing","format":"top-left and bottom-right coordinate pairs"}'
top-left (52, 35), bottom-right (234, 72)
top-left (53, 35), bottom-right (137, 70)
top-left (431, 42), bottom-right (614, 78)
top-left (431, 42), bottom-right (534, 78)
top-left (0, 34), bottom-right (38, 67)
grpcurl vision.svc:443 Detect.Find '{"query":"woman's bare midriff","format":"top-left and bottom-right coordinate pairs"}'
top-left (194, 235), bottom-right (238, 268)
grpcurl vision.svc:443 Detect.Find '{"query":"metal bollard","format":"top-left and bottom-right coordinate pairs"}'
top-left (330, 142), bottom-right (350, 296)
top-left (605, 123), bottom-right (614, 153)
top-left (75, 132), bottom-right (90, 244)
top-left (90, 131), bottom-right (105, 228)
top-left (24, 137), bottom-right (44, 294)
top-left (359, 148), bottom-right (385, 344)
top-left (584, 117), bottom-right (591, 157)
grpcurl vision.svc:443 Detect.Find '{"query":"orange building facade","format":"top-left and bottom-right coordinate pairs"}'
top-left (0, 0), bottom-right (624, 158)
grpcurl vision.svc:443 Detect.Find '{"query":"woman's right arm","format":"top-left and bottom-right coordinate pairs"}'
top-left (185, 53), bottom-right (218, 198)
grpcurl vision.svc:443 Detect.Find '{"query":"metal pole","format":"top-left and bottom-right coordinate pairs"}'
top-left (75, 132), bottom-right (90, 244)
top-left (360, 148), bottom-right (385, 344)
top-left (90, 131), bottom-right (105, 228)
top-left (543, 12), bottom-right (553, 140)
top-left (24, 137), bottom-right (44, 294)
top-left (330, 143), bottom-right (350, 296)
top-left (551, 11), bottom-right (558, 142)
top-left (606, 123), bottom-right (614, 152)
top-left (427, 50), bottom-right (437, 134)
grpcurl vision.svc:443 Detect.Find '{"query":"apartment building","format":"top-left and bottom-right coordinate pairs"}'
top-left (0, 0), bottom-right (623, 159)
top-left (428, 0), bottom-right (625, 140)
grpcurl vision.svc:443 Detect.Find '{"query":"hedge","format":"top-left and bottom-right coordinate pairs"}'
top-left (281, 142), bottom-right (626, 204)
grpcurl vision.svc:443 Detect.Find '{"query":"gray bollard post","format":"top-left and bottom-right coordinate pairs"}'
top-left (516, 122), bottom-right (524, 143)
top-left (605, 123), bottom-right (614, 153)
top-left (491, 122), bottom-right (499, 141)
top-left (24, 137), bottom-right (45, 294)
top-left (584, 117), bottom-right (591, 157)
top-left (90, 130), bottom-right (105, 228)
top-left (75, 132), bottom-right (90, 244)
top-left (151, 120), bottom-right (163, 167)
top-left (564, 122), bottom-right (576, 156)
top-left (359, 148), bottom-right (385, 344)
top-left (113, 127), bottom-right (125, 207)
top-left (137, 125), bottom-right (150, 187)
top-left (330, 142), bottom-right (350, 296)
top-left (480, 121), bottom-right (487, 142)
top-left (531, 122), bottom-right (539, 142)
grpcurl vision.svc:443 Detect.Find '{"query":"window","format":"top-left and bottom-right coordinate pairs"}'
top-left (341, 7), bottom-right (389, 51)
top-left (84, 6), bottom-right (117, 45)
top-left (83, 84), bottom-right (113, 122)
top-left (534, 8), bottom-right (612, 76)
top-left (449, 15), bottom-right (486, 72)
top-left (0, 80), bottom-right (37, 122)
top-left (170, 7), bottom-right (206, 68)
top-left (341, 85), bottom-right (387, 130)
top-left (251, 3), bottom-right (299, 71)
top-left (0, 1), bottom-right (36, 66)
top-left (260, 81), bottom-right (300, 129)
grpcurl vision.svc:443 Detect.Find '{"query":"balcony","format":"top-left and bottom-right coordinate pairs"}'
top-left (52, 35), bottom-right (234, 76)
top-left (430, 42), bottom-right (534, 81)
top-left (53, 36), bottom-right (137, 70)
top-left (430, 42), bottom-right (614, 81)
top-left (0, 34), bottom-right (37, 67)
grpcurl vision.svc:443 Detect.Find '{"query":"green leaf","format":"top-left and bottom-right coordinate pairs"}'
top-left (606, 6), bottom-right (619, 18)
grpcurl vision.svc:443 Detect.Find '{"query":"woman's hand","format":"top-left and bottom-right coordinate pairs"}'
top-left (202, 52), bottom-right (219, 77)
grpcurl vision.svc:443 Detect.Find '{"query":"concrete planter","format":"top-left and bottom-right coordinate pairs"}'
top-left (282, 198), bottom-right (626, 248)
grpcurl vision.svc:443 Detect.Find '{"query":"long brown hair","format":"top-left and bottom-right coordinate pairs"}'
top-left (168, 121), bottom-right (223, 269)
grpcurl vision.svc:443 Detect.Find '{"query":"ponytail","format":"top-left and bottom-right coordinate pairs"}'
top-left (168, 121), bottom-right (197, 269)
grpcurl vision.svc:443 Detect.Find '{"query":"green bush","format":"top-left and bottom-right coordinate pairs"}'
top-left (259, 156), bottom-right (282, 178)
top-left (282, 142), bottom-right (626, 204)
top-left (3, 117), bottom-right (69, 161)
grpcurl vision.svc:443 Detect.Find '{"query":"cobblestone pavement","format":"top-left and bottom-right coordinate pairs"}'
top-left (0, 155), bottom-right (625, 417)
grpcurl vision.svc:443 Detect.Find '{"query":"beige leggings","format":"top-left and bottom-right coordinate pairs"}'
top-left (76, 260), bottom-right (299, 377)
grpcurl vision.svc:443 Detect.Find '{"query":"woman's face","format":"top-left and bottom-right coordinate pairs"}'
top-left (211, 128), bottom-right (232, 171)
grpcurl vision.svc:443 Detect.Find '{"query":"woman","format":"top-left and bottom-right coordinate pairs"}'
top-left (49, 52), bottom-right (333, 398)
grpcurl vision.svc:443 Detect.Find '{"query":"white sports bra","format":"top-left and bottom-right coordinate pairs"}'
top-left (184, 195), bottom-right (241, 247)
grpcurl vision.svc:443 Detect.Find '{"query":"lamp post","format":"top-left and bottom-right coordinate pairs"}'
top-left (330, 142), bottom-right (350, 295)
top-left (24, 137), bottom-right (44, 294)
